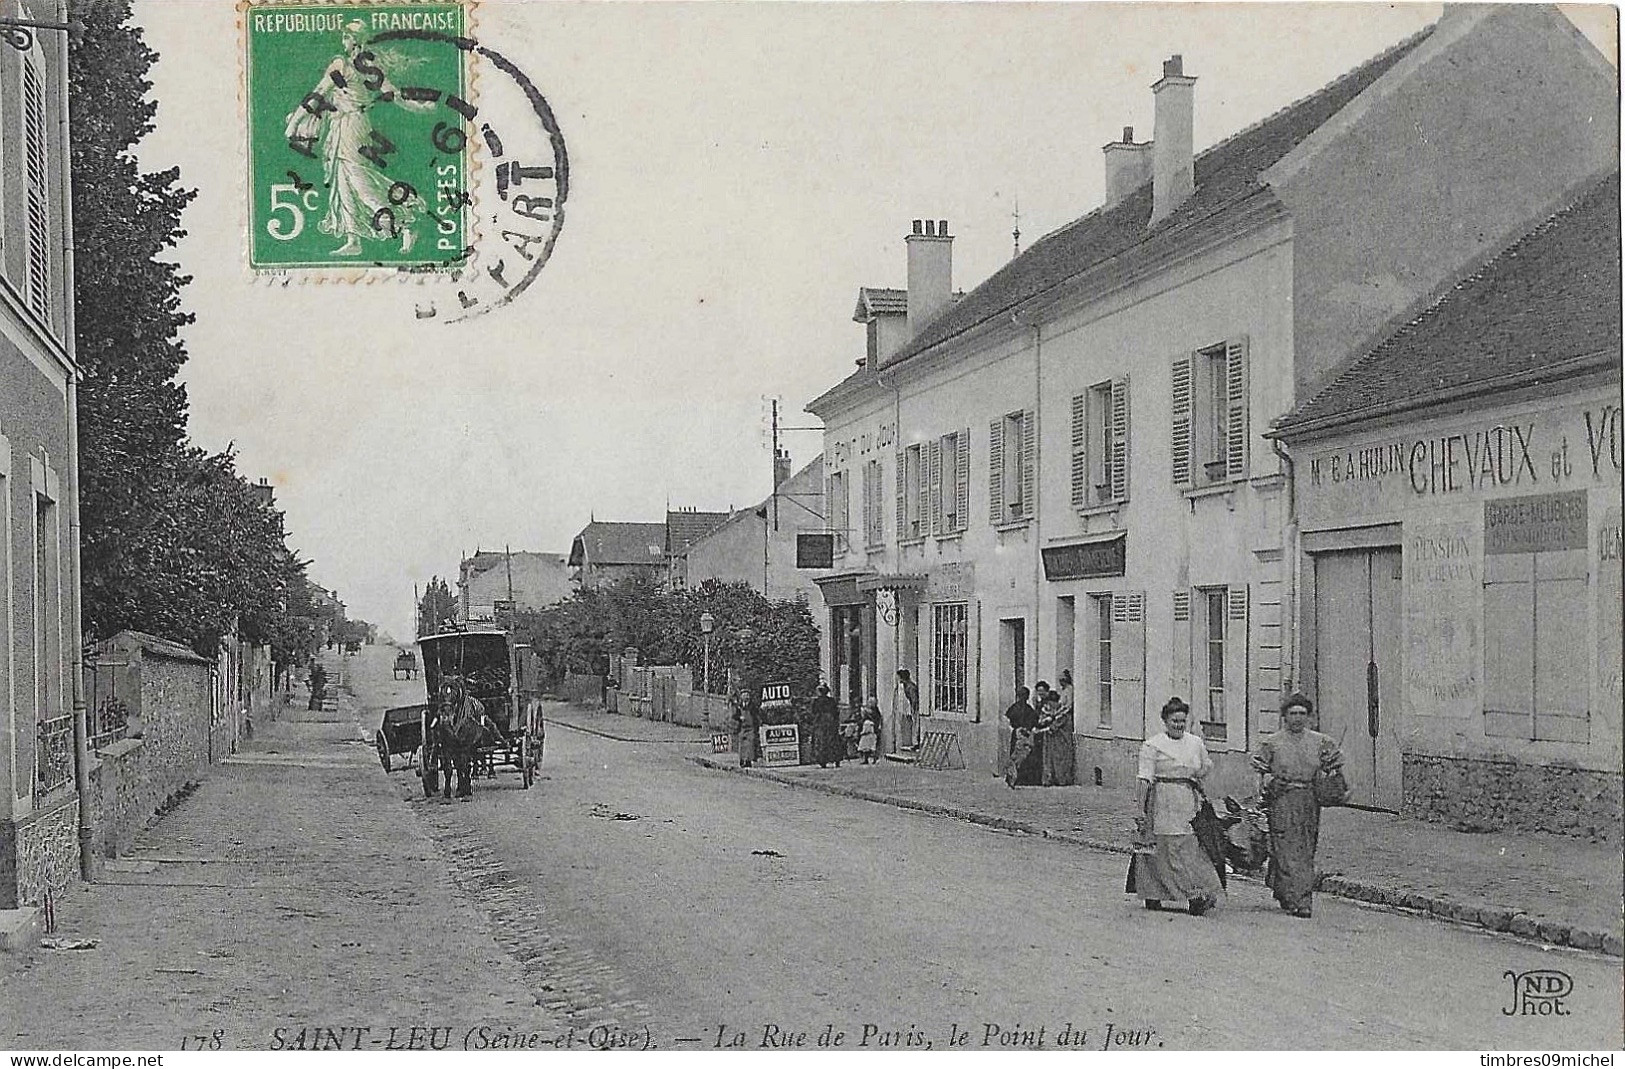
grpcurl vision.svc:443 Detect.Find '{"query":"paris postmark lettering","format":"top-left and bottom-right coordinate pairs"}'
top-left (242, 1), bottom-right (567, 319)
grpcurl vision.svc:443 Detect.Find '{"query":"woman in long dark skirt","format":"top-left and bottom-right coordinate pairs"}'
top-left (1252, 692), bottom-right (1345, 918)
top-left (1004, 686), bottom-right (1043, 787)
top-left (810, 683), bottom-right (843, 767)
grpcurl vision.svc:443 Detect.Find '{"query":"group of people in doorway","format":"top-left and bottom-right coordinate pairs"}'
top-left (1001, 672), bottom-right (1079, 787)
top-left (1130, 691), bottom-right (1346, 919)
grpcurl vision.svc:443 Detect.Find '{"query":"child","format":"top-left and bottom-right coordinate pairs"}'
top-left (857, 699), bottom-right (881, 764)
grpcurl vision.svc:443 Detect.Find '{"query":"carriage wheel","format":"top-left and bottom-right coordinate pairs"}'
top-left (520, 736), bottom-right (533, 789)
top-left (376, 731), bottom-right (392, 773)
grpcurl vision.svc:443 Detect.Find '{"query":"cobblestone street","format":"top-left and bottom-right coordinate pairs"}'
top-left (4, 645), bottom-right (1620, 1050)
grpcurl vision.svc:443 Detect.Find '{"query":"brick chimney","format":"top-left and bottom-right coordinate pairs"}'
top-left (1150, 55), bottom-right (1196, 227)
top-left (773, 448), bottom-right (792, 490)
top-left (905, 219), bottom-right (953, 336)
top-left (1103, 125), bottom-right (1154, 207)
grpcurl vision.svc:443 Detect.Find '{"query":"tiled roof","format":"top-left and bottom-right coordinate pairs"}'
top-left (666, 510), bottom-right (733, 553)
top-left (109, 629), bottom-right (211, 664)
top-left (1276, 171), bottom-right (1622, 435)
top-left (853, 287), bottom-right (908, 321)
top-left (882, 27), bottom-right (1434, 370)
top-left (462, 551), bottom-right (566, 580)
top-left (570, 522), bottom-right (668, 567)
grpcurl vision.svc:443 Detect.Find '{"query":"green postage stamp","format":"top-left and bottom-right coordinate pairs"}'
top-left (243, 2), bottom-right (470, 272)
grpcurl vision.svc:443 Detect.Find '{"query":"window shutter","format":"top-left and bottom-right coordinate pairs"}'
top-left (954, 429), bottom-right (970, 532)
top-left (936, 438), bottom-right (949, 532)
top-left (1070, 392), bottom-right (1089, 508)
top-left (1111, 376), bottom-right (1130, 504)
top-left (1110, 591), bottom-right (1147, 740)
top-left (988, 418), bottom-right (1004, 524)
top-left (1019, 410), bottom-right (1036, 519)
top-left (861, 462), bottom-right (873, 546)
top-left (1225, 583), bottom-right (1249, 748)
top-left (896, 450), bottom-right (907, 541)
top-left (916, 442), bottom-right (931, 537)
top-left (1171, 591), bottom-right (1191, 701)
top-left (1171, 354), bottom-right (1193, 487)
top-left (23, 58), bottom-right (51, 319)
top-left (1225, 336), bottom-right (1250, 479)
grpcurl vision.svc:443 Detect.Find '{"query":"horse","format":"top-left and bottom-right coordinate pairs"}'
top-left (433, 682), bottom-right (487, 799)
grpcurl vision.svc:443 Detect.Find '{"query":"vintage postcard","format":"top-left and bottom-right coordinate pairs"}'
top-left (0, 0), bottom-right (1620, 1056)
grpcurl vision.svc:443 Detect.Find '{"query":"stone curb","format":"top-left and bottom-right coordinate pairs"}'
top-left (549, 718), bottom-right (711, 746)
top-left (691, 755), bottom-right (1623, 958)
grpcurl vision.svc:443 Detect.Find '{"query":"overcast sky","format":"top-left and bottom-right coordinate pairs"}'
top-left (130, 1), bottom-right (1616, 640)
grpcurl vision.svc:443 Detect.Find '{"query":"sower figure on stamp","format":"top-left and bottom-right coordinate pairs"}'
top-left (284, 20), bottom-right (436, 256)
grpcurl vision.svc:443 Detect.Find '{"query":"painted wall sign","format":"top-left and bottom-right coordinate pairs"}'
top-left (1484, 491), bottom-right (1588, 555)
top-left (758, 723), bottom-right (800, 766)
top-left (1599, 504), bottom-right (1622, 710)
top-left (1301, 400), bottom-right (1623, 527)
top-left (927, 562), bottom-right (975, 600)
top-left (1404, 514), bottom-right (1482, 719)
top-left (1042, 535), bottom-right (1127, 581)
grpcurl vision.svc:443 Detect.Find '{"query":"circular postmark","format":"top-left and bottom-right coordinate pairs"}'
top-left (244, 4), bottom-right (567, 322)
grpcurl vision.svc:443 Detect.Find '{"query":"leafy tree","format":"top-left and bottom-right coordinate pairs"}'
top-left (69, 0), bottom-right (199, 643)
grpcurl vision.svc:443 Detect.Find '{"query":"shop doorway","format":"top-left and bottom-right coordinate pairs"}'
top-left (831, 603), bottom-right (875, 715)
top-left (1312, 547), bottom-right (1403, 810)
top-left (999, 617), bottom-right (1026, 703)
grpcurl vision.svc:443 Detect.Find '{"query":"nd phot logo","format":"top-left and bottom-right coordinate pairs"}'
top-left (1502, 969), bottom-right (1572, 1016)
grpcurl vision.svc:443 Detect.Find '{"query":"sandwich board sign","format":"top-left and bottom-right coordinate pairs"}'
top-left (758, 723), bottom-right (800, 767)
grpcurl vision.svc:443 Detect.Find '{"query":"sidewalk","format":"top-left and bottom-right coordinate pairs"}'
top-left (552, 702), bottom-right (1623, 958)
top-left (0, 669), bottom-right (569, 1049)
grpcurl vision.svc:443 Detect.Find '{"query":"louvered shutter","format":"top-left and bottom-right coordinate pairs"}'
top-left (1171, 355), bottom-right (1194, 487)
top-left (23, 58), bottom-right (51, 319)
top-left (954, 429), bottom-right (970, 532)
top-left (1225, 583), bottom-right (1249, 746)
top-left (988, 418), bottom-right (1004, 524)
top-left (861, 462), bottom-right (873, 546)
top-left (1070, 393), bottom-right (1088, 508)
top-left (896, 450), bottom-right (907, 542)
top-left (1110, 592), bottom-right (1147, 740)
top-left (936, 435), bottom-right (949, 532)
top-left (1171, 591), bottom-right (1191, 701)
top-left (1019, 410), bottom-right (1036, 519)
top-left (1225, 337), bottom-right (1250, 479)
top-left (916, 443), bottom-right (931, 537)
top-left (1111, 376), bottom-right (1130, 504)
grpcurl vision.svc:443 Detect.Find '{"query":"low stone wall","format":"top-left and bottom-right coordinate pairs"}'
top-left (1403, 753), bottom-right (1624, 841)
top-left (88, 739), bottom-right (151, 859)
top-left (0, 793), bottom-right (80, 909)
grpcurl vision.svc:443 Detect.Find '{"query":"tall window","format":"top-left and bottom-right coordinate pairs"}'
top-left (931, 602), bottom-right (968, 714)
top-left (1205, 345), bottom-right (1229, 481)
top-left (990, 410), bottom-right (1034, 524)
top-left (1204, 588), bottom-right (1227, 729)
top-left (938, 430), bottom-right (967, 534)
top-left (34, 494), bottom-right (52, 718)
top-left (827, 470), bottom-right (848, 550)
top-left (862, 458), bottom-right (884, 547)
top-left (23, 55), bottom-right (52, 319)
top-left (1093, 593), bottom-right (1113, 728)
top-left (1172, 338), bottom-right (1249, 488)
top-left (901, 444), bottom-right (923, 540)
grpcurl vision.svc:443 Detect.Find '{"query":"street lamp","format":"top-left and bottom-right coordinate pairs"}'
top-left (699, 611), bottom-right (715, 695)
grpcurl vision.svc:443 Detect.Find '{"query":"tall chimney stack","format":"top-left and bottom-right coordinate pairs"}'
top-left (1150, 55), bottom-right (1196, 227)
top-left (773, 448), bottom-right (792, 490)
top-left (905, 218), bottom-right (953, 336)
top-left (1102, 125), bottom-right (1154, 207)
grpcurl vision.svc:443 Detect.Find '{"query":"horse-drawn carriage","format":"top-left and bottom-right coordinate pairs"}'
top-left (392, 649), bottom-right (418, 679)
top-left (376, 630), bottom-right (545, 793)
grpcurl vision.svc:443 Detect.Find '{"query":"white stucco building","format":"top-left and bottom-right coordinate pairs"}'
top-left (805, 6), bottom-right (1617, 788)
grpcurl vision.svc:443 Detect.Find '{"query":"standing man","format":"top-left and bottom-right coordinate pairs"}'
top-left (894, 669), bottom-right (920, 752)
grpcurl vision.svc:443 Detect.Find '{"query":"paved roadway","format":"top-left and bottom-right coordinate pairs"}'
top-left (357, 647), bottom-right (1622, 1052)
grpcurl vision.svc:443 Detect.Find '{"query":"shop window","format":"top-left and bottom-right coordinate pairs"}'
top-left (931, 602), bottom-right (968, 714)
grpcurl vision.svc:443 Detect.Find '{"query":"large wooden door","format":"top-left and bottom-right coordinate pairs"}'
top-left (1313, 547), bottom-right (1403, 810)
